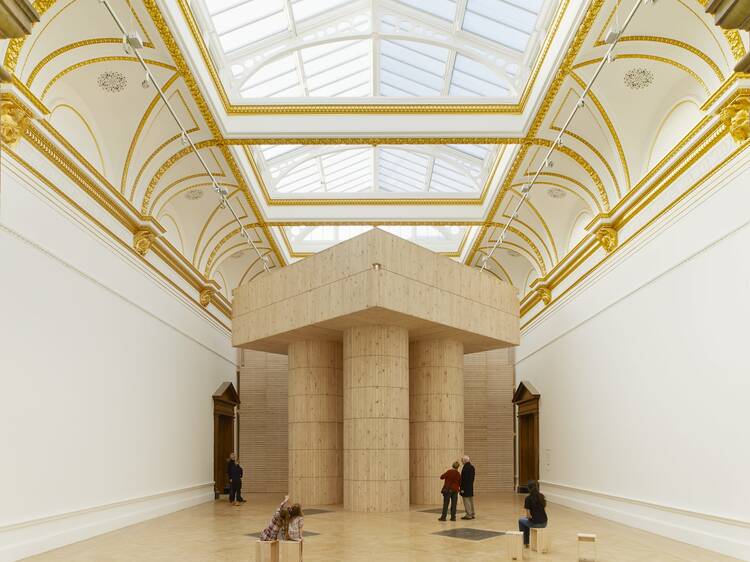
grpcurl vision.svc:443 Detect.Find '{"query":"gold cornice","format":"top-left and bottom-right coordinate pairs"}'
top-left (9, 73), bottom-right (49, 114)
top-left (173, 0), bottom-right (572, 115)
top-left (229, 137), bottom-right (524, 145)
top-left (41, 56), bottom-right (176, 99)
top-left (700, 72), bottom-right (750, 111)
top-left (521, 124), bottom-right (737, 328)
top-left (2, 144), bottom-right (231, 327)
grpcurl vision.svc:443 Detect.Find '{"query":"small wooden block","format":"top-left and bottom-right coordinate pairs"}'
top-left (531, 527), bottom-right (550, 553)
top-left (577, 533), bottom-right (597, 561)
top-left (279, 540), bottom-right (302, 562)
top-left (255, 540), bottom-right (279, 562)
top-left (505, 531), bottom-right (524, 561)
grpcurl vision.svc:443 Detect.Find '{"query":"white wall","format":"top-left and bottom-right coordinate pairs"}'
top-left (0, 153), bottom-right (236, 561)
top-left (516, 146), bottom-right (750, 560)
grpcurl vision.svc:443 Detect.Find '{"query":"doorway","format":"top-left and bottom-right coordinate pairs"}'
top-left (213, 382), bottom-right (239, 498)
top-left (512, 381), bottom-right (540, 493)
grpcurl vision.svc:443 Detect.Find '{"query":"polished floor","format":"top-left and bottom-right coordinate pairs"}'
top-left (26, 493), bottom-right (740, 562)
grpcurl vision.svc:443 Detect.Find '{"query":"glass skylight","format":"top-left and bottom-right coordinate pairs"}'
top-left (192, 0), bottom-right (556, 100)
top-left (283, 225), bottom-right (469, 254)
top-left (253, 144), bottom-right (501, 197)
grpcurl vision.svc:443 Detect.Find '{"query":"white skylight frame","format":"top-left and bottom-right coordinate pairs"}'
top-left (190, 0), bottom-right (558, 102)
top-left (282, 224), bottom-right (470, 255)
top-left (252, 144), bottom-right (502, 198)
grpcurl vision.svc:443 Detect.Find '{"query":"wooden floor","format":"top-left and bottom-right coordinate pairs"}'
top-left (26, 493), bottom-right (740, 562)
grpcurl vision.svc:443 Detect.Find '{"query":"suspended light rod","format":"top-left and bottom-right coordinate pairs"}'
top-left (98, 0), bottom-right (270, 273)
top-left (480, 0), bottom-right (646, 273)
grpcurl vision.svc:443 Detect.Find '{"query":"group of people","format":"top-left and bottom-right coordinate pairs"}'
top-left (439, 455), bottom-right (547, 548)
top-left (438, 455), bottom-right (476, 521)
top-left (229, 451), bottom-right (546, 549)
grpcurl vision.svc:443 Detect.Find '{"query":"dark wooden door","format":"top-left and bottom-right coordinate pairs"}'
top-left (518, 413), bottom-right (538, 492)
top-left (214, 414), bottom-right (234, 494)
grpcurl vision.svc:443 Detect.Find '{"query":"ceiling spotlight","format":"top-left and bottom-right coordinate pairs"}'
top-left (544, 158), bottom-right (554, 168)
top-left (141, 72), bottom-right (151, 89)
top-left (556, 137), bottom-right (563, 147)
top-left (181, 131), bottom-right (188, 145)
top-left (480, 255), bottom-right (488, 266)
top-left (603, 28), bottom-right (620, 44)
top-left (521, 183), bottom-right (531, 193)
top-left (605, 51), bottom-right (616, 64)
top-left (576, 98), bottom-right (585, 109)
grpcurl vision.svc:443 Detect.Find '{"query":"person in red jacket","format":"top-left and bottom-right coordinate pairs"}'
top-left (438, 461), bottom-right (462, 521)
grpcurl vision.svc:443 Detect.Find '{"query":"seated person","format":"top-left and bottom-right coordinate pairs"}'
top-left (518, 480), bottom-right (548, 547)
top-left (260, 495), bottom-right (291, 541)
top-left (279, 503), bottom-right (304, 542)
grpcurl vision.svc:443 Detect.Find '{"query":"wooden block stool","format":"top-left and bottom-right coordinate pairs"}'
top-left (504, 531), bottom-right (524, 561)
top-left (530, 527), bottom-right (550, 553)
top-left (577, 533), bottom-right (597, 561)
top-left (279, 540), bottom-right (302, 562)
top-left (255, 540), bottom-right (279, 562)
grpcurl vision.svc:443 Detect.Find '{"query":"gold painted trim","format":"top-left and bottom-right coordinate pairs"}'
top-left (41, 56), bottom-right (176, 99)
top-left (572, 54), bottom-right (710, 95)
top-left (49, 103), bottom-right (106, 172)
top-left (121, 72), bottom-right (180, 193)
top-left (173, 0), bottom-right (572, 114)
top-left (2, 145), bottom-right (231, 327)
top-left (10, 74), bottom-right (49, 115)
top-left (700, 72), bottom-right (750, 112)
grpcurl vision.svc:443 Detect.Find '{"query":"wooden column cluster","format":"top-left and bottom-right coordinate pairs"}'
top-left (288, 340), bottom-right (343, 505)
top-left (343, 325), bottom-right (410, 512)
top-left (409, 339), bottom-right (465, 504)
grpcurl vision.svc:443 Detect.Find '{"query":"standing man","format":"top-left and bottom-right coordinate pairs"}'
top-left (438, 461), bottom-right (462, 522)
top-left (227, 452), bottom-right (244, 506)
top-left (460, 455), bottom-right (476, 520)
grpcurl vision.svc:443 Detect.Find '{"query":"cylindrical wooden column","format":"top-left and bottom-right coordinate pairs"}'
top-left (409, 339), bottom-right (464, 505)
top-left (288, 340), bottom-right (343, 505)
top-left (343, 325), bottom-right (409, 512)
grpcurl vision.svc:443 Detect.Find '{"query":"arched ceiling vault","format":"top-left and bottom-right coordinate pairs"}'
top-left (1, 0), bottom-right (745, 314)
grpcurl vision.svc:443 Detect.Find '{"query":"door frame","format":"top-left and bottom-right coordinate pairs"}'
top-left (512, 381), bottom-right (540, 493)
top-left (213, 382), bottom-right (240, 498)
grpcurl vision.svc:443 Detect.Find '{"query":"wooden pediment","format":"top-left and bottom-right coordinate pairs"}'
top-left (213, 382), bottom-right (239, 406)
top-left (512, 381), bottom-right (540, 404)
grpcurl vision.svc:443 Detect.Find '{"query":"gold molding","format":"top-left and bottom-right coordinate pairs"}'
top-left (173, 0), bottom-right (572, 114)
top-left (133, 229), bottom-right (156, 256)
top-left (594, 226), bottom-right (618, 253)
top-left (41, 56), bottom-right (176, 99)
top-left (10, 73), bottom-right (49, 114)
top-left (2, 144), bottom-right (232, 326)
top-left (0, 98), bottom-right (31, 145)
top-left (536, 285), bottom-right (552, 306)
top-left (720, 95), bottom-right (750, 144)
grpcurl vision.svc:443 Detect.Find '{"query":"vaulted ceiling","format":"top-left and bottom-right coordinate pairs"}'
top-left (1, 0), bottom-right (744, 306)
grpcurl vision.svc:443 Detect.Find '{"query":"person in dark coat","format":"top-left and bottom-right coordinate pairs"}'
top-left (227, 453), bottom-right (244, 506)
top-left (439, 461), bottom-right (462, 521)
top-left (460, 455), bottom-right (476, 519)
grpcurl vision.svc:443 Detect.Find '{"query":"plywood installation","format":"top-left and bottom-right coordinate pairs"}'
top-left (288, 340), bottom-right (343, 505)
top-left (238, 349), bottom-right (289, 493)
top-left (343, 325), bottom-right (410, 512)
top-left (409, 339), bottom-right (464, 504)
top-left (233, 229), bottom-right (520, 511)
